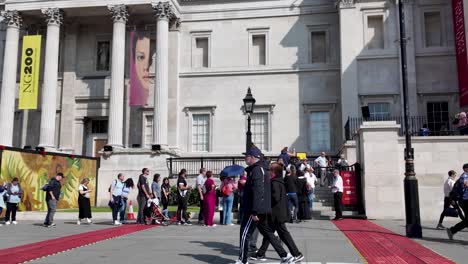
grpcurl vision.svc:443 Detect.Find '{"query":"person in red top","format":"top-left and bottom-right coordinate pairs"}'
top-left (237, 172), bottom-right (247, 224)
top-left (221, 176), bottom-right (237, 225)
top-left (203, 171), bottom-right (217, 227)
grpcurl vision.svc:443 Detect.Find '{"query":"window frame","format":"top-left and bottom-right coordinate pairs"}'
top-left (183, 106), bottom-right (216, 153)
top-left (242, 104), bottom-right (275, 152)
top-left (421, 9), bottom-right (445, 49)
top-left (191, 31), bottom-right (212, 69)
top-left (363, 11), bottom-right (387, 51)
top-left (426, 101), bottom-right (450, 132)
top-left (303, 103), bottom-right (336, 154)
top-left (367, 102), bottom-right (391, 120)
top-left (307, 25), bottom-right (330, 64)
top-left (247, 27), bottom-right (269, 66)
top-left (141, 110), bottom-right (154, 149)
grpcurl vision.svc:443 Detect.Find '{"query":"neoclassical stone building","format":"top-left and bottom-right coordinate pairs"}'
top-left (0, 0), bottom-right (462, 204)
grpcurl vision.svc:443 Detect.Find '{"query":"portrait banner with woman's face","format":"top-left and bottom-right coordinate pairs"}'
top-left (130, 31), bottom-right (154, 106)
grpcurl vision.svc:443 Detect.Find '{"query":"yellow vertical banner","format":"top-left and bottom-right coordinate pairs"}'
top-left (19, 35), bottom-right (42, 109)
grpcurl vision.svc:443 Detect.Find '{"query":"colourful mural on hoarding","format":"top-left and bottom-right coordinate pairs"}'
top-left (0, 149), bottom-right (98, 211)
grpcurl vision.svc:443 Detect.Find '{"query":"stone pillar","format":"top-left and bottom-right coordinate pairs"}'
top-left (0, 11), bottom-right (22, 146)
top-left (107, 5), bottom-right (128, 148)
top-left (337, 0), bottom-right (361, 138)
top-left (152, 2), bottom-right (177, 147)
top-left (39, 8), bottom-right (63, 149)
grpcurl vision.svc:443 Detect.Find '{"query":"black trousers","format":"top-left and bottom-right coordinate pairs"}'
top-left (450, 200), bottom-right (468, 234)
top-left (333, 192), bottom-right (343, 218)
top-left (177, 195), bottom-right (188, 222)
top-left (257, 218), bottom-right (301, 257)
top-left (438, 197), bottom-right (465, 224)
top-left (238, 214), bottom-right (287, 263)
top-left (198, 198), bottom-right (204, 222)
top-left (5, 202), bottom-right (18, 222)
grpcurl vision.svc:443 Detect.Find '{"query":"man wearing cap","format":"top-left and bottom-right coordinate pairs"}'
top-left (234, 146), bottom-right (294, 264)
top-left (447, 163), bottom-right (468, 239)
top-left (44, 173), bottom-right (64, 227)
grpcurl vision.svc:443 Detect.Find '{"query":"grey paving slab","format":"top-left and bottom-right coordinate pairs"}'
top-left (28, 219), bottom-right (364, 264)
top-left (373, 219), bottom-right (468, 264)
top-left (0, 220), bottom-right (114, 249)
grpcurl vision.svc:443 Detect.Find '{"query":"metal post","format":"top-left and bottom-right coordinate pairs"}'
top-left (398, 0), bottom-right (422, 238)
top-left (246, 113), bottom-right (252, 152)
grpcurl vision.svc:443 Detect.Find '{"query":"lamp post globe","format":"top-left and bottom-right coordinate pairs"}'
top-left (243, 87), bottom-right (256, 152)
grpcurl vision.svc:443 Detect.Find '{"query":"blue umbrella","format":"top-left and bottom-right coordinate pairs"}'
top-left (220, 164), bottom-right (245, 178)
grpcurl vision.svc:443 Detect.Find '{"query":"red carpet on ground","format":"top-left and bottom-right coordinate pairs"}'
top-left (333, 219), bottom-right (455, 264)
top-left (0, 224), bottom-right (156, 264)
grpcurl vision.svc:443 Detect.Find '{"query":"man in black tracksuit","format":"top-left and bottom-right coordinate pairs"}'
top-left (234, 146), bottom-right (293, 264)
top-left (250, 162), bottom-right (304, 262)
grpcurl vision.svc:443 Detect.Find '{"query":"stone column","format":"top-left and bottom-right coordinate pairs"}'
top-left (152, 2), bottom-right (177, 147)
top-left (107, 5), bottom-right (128, 148)
top-left (39, 8), bottom-right (63, 149)
top-left (0, 11), bottom-right (22, 146)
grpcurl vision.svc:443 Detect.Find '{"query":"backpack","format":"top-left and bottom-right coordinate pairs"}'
top-left (450, 178), bottom-right (465, 201)
top-left (41, 183), bottom-right (50, 192)
top-left (221, 183), bottom-right (233, 196)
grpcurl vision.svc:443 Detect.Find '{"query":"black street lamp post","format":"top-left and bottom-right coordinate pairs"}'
top-left (243, 87), bottom-right (256, 152)
top-left (398, 0), bottom-right (422, 238)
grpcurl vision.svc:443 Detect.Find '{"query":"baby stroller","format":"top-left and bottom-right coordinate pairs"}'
top-left (144, 197), bottom-right (170, 226)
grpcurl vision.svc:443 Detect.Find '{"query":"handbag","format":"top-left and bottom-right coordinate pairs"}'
top-left (446, 207), bottom-right (459, 217)
top-left (84, 192), bottom-right (91, 199)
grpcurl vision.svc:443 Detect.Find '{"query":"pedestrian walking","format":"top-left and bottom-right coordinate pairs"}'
top-left (203, 171), bottom-right (217, 227)
top-left (197, 168), bottom-right (207, 225)
top-left (177, 169), bottom-right (192, 225)
top-left (437, 170), bottom-right (464, 228)
top-left (137, 168), bottom-right (151, 224)
top-left (250, 162), bottom-right (304, 262)
top-left (120, 178), bottom-right (134, 223)
top-left (161, 177), bottom-right (171, 218)
top-left (110, 173), bottom-right (125, 226)
top-left (304, 167), bottom-right (317, 211)
top-left (234, 145), bottom-right (294, 264)
top-left (5, 177), bottom-right (23, 225)
top-left (237, 172), bottom-right (247, 224)
top-left (447, 164), bottom-right (468, 239)
top-left (44, 173), bottom-right (64, 227)
top-left (330, 169), bottom-right (344, 220)
top-left (77, 178), bottom-right (92, 225)
top-left (221, 175), bottom-right (237, 225)
top-left (284, 166), bottom-right (299, 223)
top-left (297, 173), bottom-right (310, 221)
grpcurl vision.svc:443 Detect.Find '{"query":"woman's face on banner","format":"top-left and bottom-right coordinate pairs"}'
top-left (135, 37), bottom-right (152, 94)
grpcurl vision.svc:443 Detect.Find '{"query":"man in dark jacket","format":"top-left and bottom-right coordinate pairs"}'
top-left (250, 162), bottom-right (304, 262)
top-left (234, 146), bottom-right (294, 264)
top-left (44, 173), bottom-right (64, 227)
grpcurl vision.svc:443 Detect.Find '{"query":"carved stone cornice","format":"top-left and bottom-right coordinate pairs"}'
top-left (41, 8), bottom-right (63, 26)
top-left (108, 4), bottom-right (128, 23)
top-left (335, 0), bottom-right (358, 8)
top-left (0, 10), bottom-right (22, 28)
top-left (152, 2), bottom-right (177, 21)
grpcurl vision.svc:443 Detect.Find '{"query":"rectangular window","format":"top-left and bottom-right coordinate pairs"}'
top-left (424, 12), bottom-right (442, 47)
top-left (144, 115), bottom-right (153, 148)
top-left (192, 114), bottom-right (210, 152)
top-left (194, 37), bottom-right (209, 68)
top-left (251, 113), bottom-right (269, 152)
top-left (311, 31), bottom-right (326, 63)
top-left (91, 120), bottom-right (108, 134)
top-left (427, 102), bottom-right (449, 132)
top-left (96, 41), bottom-right (110, 71)
top-left (309, 112), bottom-right (331, 153)
top-left (368, 103), bottom-right (391, 120)
top-left (252, 35), bottom-right (266, 66)
top-left (367, 15), bottom-right (384, 50)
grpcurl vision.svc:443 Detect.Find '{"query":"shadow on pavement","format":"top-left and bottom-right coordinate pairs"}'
top-left (179, 253), bottom-right (234, 263)
top-left (420, 236), bottom-right (468, 246)
top-left (190, 241), bottom-right (238, 256)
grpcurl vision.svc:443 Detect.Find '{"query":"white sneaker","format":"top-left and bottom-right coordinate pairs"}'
top-left (5, 221), bottom-right (10, 225)
top-left (77, 220), bottom-right (81, 225)
top-left (0, 223), bottom-right (3, 226)
top-left (280, 253), bottom-right (294, 264)
top-left (12, 221), bottom-right (17, 225)
top-left (86, 218), bottom-right (92, 224)
top-left (114, 220), bottom-right (120, 226)
top-left (229, 223), bottom-right (235, 226)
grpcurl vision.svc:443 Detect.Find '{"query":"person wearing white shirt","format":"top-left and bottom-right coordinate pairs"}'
top-left (330, 169), bottom-right (344, 220)
top-left (299, 159), bottom-right (311, 172)
top-left (437, 170), bottom-right (460, 229)
top-left (314, 152), bottom-right (328, 186)
top-left (304, 168), bottom-right (317, 211)
top-left (196, 168), bottom-right (207, 225)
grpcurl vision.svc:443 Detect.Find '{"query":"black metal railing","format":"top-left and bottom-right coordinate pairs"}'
top-left (167, 155), bottom-right (340, 178)
top-left (344, 116), bottom-right (461, 140)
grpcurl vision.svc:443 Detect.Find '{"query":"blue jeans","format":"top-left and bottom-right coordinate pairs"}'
top-left (287, 193), bottom-right (299, 221)
top-left (308, 189), bottom-right (314, 210)
top-left (120, 199), bottom-right (127, 222)
top-left (223, 194), bottom-right (234, 225)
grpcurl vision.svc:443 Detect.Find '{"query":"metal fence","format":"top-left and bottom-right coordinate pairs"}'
top-left (344, 116), bottom-right (461, 140)
top-left (167, 155), bottom-right (341, 178)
